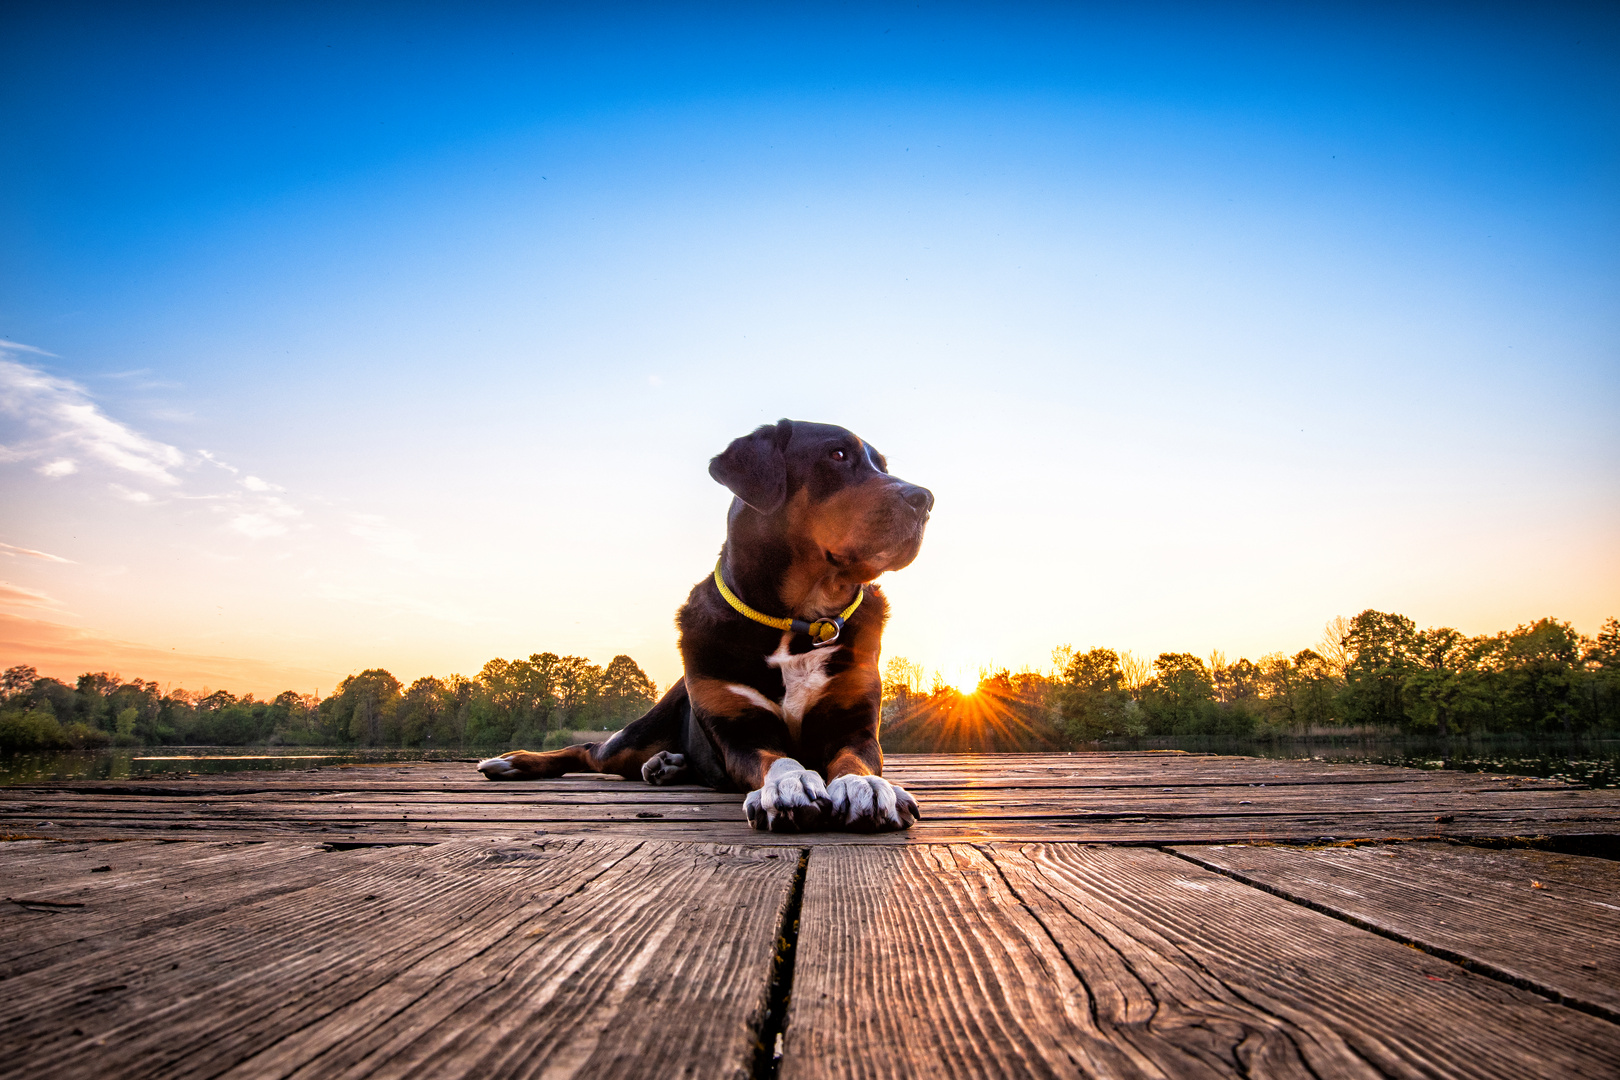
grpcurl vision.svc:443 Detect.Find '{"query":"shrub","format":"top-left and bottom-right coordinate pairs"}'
top-left (61, 720), bottom-right (112, 750)
top-left (0, 707), bottom-right (69, 752)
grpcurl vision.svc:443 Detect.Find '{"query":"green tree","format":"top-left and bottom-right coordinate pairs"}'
top-left (328, 670), bottom-right (403, 745)
top-left (1053, 647), bottom-right (1137, 740)
top-left (399, 677), bottom-right (451, 745)
top-left (551, 655), bottom-right (603, 730)
top-left (1405, 627), bottom-right (1476, 737)
top-left (1502, 618), bottom-right (1582, 735)
top-left (1139, 653), bottom-right (1217, 735)
top-left (1583, 618), bottom-right (1620, 728)
top-left (1340, 610), bottom-right (1418, 727)
top-left (2, 665), bottom-right (38, 702)
top-left (75, 672), bottom-right (121, 730)
top-left (1290, 649), bottom-right (1342, 728)
top-left (598, 655), bottom-right (658, 726)
top-left (270, 691), bottom-right (324, 744)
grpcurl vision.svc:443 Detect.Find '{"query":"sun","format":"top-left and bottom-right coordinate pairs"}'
top-left (952, 673), bottom-right (981, 697)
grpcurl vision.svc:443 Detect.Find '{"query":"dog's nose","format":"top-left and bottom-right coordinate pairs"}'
top-left (902, 485), bottom-right (934, 513)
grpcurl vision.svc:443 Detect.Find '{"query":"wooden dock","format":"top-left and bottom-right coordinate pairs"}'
top-left (3, 752), bottom-right (1619, 1078)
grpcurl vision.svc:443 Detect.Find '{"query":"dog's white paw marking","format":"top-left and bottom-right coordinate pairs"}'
top-left (476, 756), bottom-right (520, 779)
top-left (826, 774), bottom-right (920, 832)
top-left (641, 751), bottom-right (688, 785)
top-left (744, 758), bottom-right (831, 832)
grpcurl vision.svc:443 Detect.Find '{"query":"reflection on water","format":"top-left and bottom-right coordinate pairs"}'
top-left (0, 747), bottom-right (475, 786)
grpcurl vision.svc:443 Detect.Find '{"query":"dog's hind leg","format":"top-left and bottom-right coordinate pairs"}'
top-left (476, 679), bottom-right (689, 781)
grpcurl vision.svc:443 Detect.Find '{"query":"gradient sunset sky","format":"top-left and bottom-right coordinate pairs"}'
top-left (1, 1), bottom-right (1616, 696)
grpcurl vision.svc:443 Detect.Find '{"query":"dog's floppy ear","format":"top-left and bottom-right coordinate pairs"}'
top-left (709, 419), bottom-right (793, 513)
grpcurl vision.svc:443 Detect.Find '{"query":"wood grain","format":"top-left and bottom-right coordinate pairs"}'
top-left (1, 840), bottom-right (348, 978)
top-left (999, 843), bottom-right (1620, 1079)
top-left (1172, 841), bottom-right (1620, 1019)
top-left (782, 843), bottom-right (1620, 1079)
top-left (4, 751), bottom-right (1610, 849)
top-left (4, 754), bottom-right (1619, 1080)
top-left (783, 843), bottom-right (1157, 1079)
top-left (0, 838), bottom-right (799, 1080)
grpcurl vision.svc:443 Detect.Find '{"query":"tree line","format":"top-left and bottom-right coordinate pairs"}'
top-left (879, 611), bottom-right (1620, 753)
top-left (0, 652), bottom-right (659, 753)
top-left (4, 610), bottom-right (1616, 756)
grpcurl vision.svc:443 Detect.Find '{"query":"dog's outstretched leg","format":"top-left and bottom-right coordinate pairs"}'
top-left (476, 679), bottom-right (688, 781)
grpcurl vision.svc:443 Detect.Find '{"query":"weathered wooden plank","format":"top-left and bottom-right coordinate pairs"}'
top-left (8, 776), bottom-right (1597, 813)
top-left (5, 775), bottom-right (1608, 826)
top-left (784, 843), bottom-right (1620, 1079)
top-left (784, 843), bottom-right (1198, 1079)
top-left (5, 750), bottom-right (1611, 852)
top-left (0, 839), bottom-right (630, 1078)
top-left (259, 841), bottom-right (798, 1079)
top-left (997, 843), bottom-right (1620, 1079)
top-left (1, 840), bottom-right (344, 977)
top-left (0, 838), bottom-right (798, 1080)
top-left (1171, 841), bottom-right (1620, 1019)
top-left (26, 764), bottom-right (1549, 793)
top-left (8, 792), bottom-right (1607, 836)
top-left (9, 805), bottom-right (1618, 849)
top-left (18, 750), bottom-right (1563, 798)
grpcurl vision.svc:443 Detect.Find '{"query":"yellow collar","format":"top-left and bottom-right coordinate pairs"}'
top-left (713, 561), bottom-right (864, 647)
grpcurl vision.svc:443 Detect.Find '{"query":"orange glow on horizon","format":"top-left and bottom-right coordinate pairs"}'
top-left (904, 676), bottom-right (1051, 753)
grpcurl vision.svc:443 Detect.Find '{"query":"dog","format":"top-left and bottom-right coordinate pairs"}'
top-left (476, 419), bottom-right (933, 832)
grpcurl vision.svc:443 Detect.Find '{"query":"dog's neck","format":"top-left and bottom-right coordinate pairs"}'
top-left (722, 504), bottom-right (863, 620)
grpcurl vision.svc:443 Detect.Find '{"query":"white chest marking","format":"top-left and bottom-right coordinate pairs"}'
top-left (768, 633), bottom-right (835, 743)
top-left (727, 684), bottom-right (783, 719)
top-left (723, 635), bottom-right (837, 745)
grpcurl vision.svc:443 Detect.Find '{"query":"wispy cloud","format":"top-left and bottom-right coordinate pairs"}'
top-left (0, 581), bottom-right (67, 611)
top-left (198, 449), bottom-right (237, 474)
top-left (110, 484), bottom-right (155, 503)
top-left (0, 352), bottom-right (184, 485)
top-left (0, 339), bottom-right (56, 357)
top-left (0, 542), bottom-right (74, 564)
top-left (222, 496), bottom-right (302, 537)
top-left (1, 344), bottom-right (468, 633)
top-left (2, 347), bottom-right (306, 539)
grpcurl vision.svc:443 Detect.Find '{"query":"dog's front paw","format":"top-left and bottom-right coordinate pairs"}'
top-left (744, 759), bottom-right (832, 832)
top-left (641, 751), bottom-right (688, 785)
top-left (476, 753), bottom-right (524, 780)
top-left (826, 774), bottom-right (920, 832)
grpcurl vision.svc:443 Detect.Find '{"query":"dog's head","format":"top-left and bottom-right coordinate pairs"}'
top-left (710, 419), bottom-right (933, 582)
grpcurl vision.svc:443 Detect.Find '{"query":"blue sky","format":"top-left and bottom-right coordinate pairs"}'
top-left (1, 1), bottom-right (1616, 694)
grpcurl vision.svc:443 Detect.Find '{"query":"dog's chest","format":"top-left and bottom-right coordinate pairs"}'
top-left (766, 635), bottom-right (834, 742)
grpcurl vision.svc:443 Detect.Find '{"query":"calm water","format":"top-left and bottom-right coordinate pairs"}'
top-left (1100, 734), bottom-right (1620, 788)
top-left (4, 737), bottom-right (1618, 787)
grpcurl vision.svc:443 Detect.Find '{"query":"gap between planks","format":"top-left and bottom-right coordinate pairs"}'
top-left (781, 842), bottom-right (1620, 1080)
top-left (0, 839), bottom-right (806, 1080)
top-left (1166, 841), bottom-right (1620, 1025)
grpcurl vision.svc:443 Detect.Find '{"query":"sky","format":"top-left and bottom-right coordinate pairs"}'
top-left (1, 1), bottom-right (1616, 697)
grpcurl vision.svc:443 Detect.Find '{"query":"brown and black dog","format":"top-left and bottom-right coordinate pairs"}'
top-left (476, 419), bottom-right (933, 832)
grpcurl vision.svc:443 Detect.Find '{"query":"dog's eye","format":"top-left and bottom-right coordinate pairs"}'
top-left (829, 449), bottom-right (846, 462)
